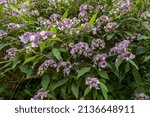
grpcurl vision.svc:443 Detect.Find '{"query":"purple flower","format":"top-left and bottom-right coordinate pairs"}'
top-left (30, 33), bottom-right (40, 48)
top-left (4, 48), bottom-right (17, 60)
top-left (7, 23), bottom-right (21, 30)
top-left (119, 0), bottom-right (132, 10)
top-left (78, 11), bottom-right (89, 22)
top-left (91, 39), bottom-right (105, 50)
top-left (93, 53), bottom-right (107, 68)
top-left (50, 13), bottom-right (62, 22)
top-left (19, 32), bottom-right (32, 44)
top-left (38, 59), bottom-right (57, 75)
top-left (0, 0), bottom-right (6, 4)
top-left (69, 42), bottom-right (93, 58)
top-left (56, 61), bottom-right (72, 75)
top-left (40, 31), bottom-right (53, 40)
top-left (21, 2), bottom-right (29, 12)
top-left (79, 3), bottom-right (93, 11)
top-left (31, 88), bottom-right (47, 100)
top-left (63, 68), bottom-right (70, 75)
top-left (86, 77), bottom-right (100, 89)
top-left (109, 40), bottom-right (130, 55)
top-left (104, 22), bottom-right (118, 32)
top-left (58, 18), bottom-right (73, 30)
top-left (0, 30), bottom-right (7, 37)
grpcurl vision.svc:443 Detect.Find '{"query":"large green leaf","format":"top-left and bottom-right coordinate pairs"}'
top-left (71, 83), bottom-right (79, 98)
top-left (52, 48), bottom-right (62, 61)
top-left (41, 75), bottom-right (50, 90)
top-left (62, 9), bottom-right (69, 20)
top-left (0, 43), bottom-right (8, 50)
top-left (142, 22), bottom-right (150, 32)
top-left (115, 59), bottom-right (123, 71)
top-left (77, 67), bottom-right (91, 78)
top-left (19, 65), bottom-right (32, 78)
top-left (132, 66), bottom-right (141, 84)
top-left (98, 70), bottom-right (109, 79)
top-left (143, 55), bottom-right (150, 63)
top-left (89, 12), bottom-right (98, 26)
top-left (129, 60), bottom-right (138, 70)
top-left (23, 55), bottom-right (38, 64)
top-left (51, 79), bottom-right (69, 90)
top-left (99, 82), bottom-right (108, 100)
top-left (84, 87), bottom-right (91, 97)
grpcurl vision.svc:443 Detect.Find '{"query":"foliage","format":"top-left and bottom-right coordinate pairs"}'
top-left (0, 0), bottom-right (150, 100)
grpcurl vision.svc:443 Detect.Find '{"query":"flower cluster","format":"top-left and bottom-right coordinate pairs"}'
top-left (58, 18), bottom-right (73, 30)
top-left (4, 48), bottom-right (17, 60)
top-left (104, 22), bottom-right (118, 32)
top-left (0, 30), bottom-right (7, 37)
top-left (118, 0), bottom-right (132, 11)
top-left (38, 60), bottom-right (72, 75)
top-left (93, 54), bottom-right (107, 68)
top-left (86, 77), bottom-right (100, 89)
top-left (91, 39), bottom-right (105, 50)
top-left (7, 23), bottom-right (22, 30)
top-left (20, 31), bottom-right (53, 47)
top-left (69, 42), bottom-right (93, 58)
top-left (31, 88), bottom-right (47, 100)
top-left (38, 59), bottom-right (57, 75)
top-left (141, 11), bottom-right (150, 19)
top-left (21, 1), bottom-right (29, 12)
top-left (109, 40), bottom-right (135, 61)
top-left (56, 61), bottom-right (72, 75)
top-left (134, 93), bottom-right (150, 100)
top-left (50, 13), bottom-right (62, 22)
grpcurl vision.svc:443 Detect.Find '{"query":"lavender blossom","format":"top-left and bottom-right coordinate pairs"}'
top-left (38, 17), bottom-right (52, 25)
top-left (0, 30), bottom-right (7, 37)
top-left (4, 48), bottom-right (17, 60)
top-left (50, 13), bottom-right (62, 22)
top-left (79, 3), bottom-right (93, 11)
top-left (19, 32), bottom-right (32, 44)
top-left (134, 93), bottom-right (150, 100)
top-left (109, 40), bottom-right (135, 61)
top-left (58, 18), bottom-right (73, 30)
top-left (31, 88), bottom-right (47, 100)
top-left (30, 10), bottom-right (39, 16)
top-left (30, 32), bottom-right (40, 48)
top-left (93, 54), bottom-right (107, 68)
top-left (56, 61), bottom-right (72, 75)
top-left (69, 42), bottom-right (93, 58)
top-left (91, 39), bottom-right (105, 50)
top-left (104, 22), bottom-right (118, 32)
top-left (78, 11), bottom-right (89, 22)
top-left (7, 23), bottom-right (21, 30)
top-left (109, 40), bottom-right (130, 55)
top-left (0, 0), bottom-right (6, 4)
top-left (38, 59), bottom-right (57, 75)
top-left (21, 2), bottom-right (29, 12)
top-left (40, 31), bottom-right (53, 40)
top-left (118, 0), bottom-right (132, 11)
top-left (86, 77), bottom-right (100, 89)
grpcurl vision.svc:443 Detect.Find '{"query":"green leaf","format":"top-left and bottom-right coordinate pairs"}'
top-left (93, 90), bottom-right (98, 99)
top-left (115, 59), bottom-right (123, 71)
top-left (98, 70), bottom-right (109, 79)
top-left (125, 62), bottom-right (130, 73)
top-left (50, 26), bottom-right (57, 33)
top-left (41, 75), bottom-right (50, 90)
top-left (62, 9), bottom-right (69, 20)
top-left (84, 87), bottom-right (91, 97)
top-left (23, 55), bottom-right (38, 64)
top-left (40, 42), bottom-right (46, 53)
top-left (132, 66), bottom-right (141, 84)
top-left (142, 22), bottom-right (150, 31)
top-left (137, 35), bottom-right (150, 40)
top-left (129, 60), bottom-right (138, 70)
top-left (52, 48), bottom-right (62, 61)
top-left (19, 65), bottom-right (32, 78)
top-left (12, 60), bottom-right (22, 69)
top-left (47, 37), bottom-right (63, 42)
top-left (71, 83), bottom-right (79, 98)
top-left (136, 46), bottom-right (149, 55)
top-left (0, 43), bottom-right (8, 50)
top-left (89, 12), bottom-right (98, 26)
top-left (107, 33), bottom-right (114, 40)
top-left (77, 67), bottom-right (91, 78)
top-left (143, 55), bottom-right (150, 63)
top-left (99, 82), bottom-right (108, 100)
top-left (51, 79), bottom-right (69, 90)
